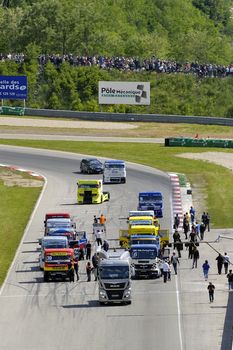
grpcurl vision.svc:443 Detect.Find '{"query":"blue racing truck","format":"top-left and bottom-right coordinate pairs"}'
top-left (137, 191), bottom-right (163, 218)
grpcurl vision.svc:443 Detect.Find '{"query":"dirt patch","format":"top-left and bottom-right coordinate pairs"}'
top-left (0, 170), bottom-right (43, 187)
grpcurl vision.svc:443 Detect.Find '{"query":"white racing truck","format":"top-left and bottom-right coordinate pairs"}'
top-left (98, 250), bottom-right (132, 305)
top-left (103, 160), bottom-right (126, 184)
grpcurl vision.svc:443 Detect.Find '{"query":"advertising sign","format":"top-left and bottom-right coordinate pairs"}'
top-left (0, 76), bottom-right (27, 99)
top-left (99, 81), bottom-right (150, 105)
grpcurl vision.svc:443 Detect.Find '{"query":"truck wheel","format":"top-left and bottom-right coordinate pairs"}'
top-left (125, 301), bottom-right (131, 305)
top-left (99, 301), bottom-right (106, 306)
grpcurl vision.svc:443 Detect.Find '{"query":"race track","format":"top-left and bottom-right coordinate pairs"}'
top-left (0, 145), bottom-right (181, 350)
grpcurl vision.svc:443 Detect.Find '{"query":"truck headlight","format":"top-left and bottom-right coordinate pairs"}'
top-left (124, 288), bottom-right (131, 298)
top-left (99, 289), bottom-right (107, 299)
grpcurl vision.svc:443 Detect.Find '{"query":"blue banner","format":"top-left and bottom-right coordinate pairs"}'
top-left (0, 76), bottom-right (27, 100)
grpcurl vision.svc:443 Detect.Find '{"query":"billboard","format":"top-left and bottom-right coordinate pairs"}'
top-left (0, 76), bottom-right (27, 100)
top-left (99, 81), bottom-right (150, 105)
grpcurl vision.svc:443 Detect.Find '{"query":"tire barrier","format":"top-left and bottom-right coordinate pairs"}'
top-left (165, 137), bottom-right (233, 148)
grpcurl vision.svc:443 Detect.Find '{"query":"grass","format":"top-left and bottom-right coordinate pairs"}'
top-left (0, 168), bottom-right (42, 285)
top-left (2, 117), bottom-right (233, 138)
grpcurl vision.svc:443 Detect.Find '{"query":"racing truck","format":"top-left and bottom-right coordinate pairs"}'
top-left (98, 253), bottom-right (132, 305)
top-left (103, 160), bottom-right (126, 184)
top-left (138, 191), bottom-right (163, 218)
top-left (119, 215), bottom-right (160, 248)
top-left (43, 248), bottom-right (75, 282)
top-left (77, 179), bottom-right (110, 204)
top-left (130, 241), bottom-right (161, 279)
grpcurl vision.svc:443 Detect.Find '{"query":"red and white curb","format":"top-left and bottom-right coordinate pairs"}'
top-left (0, 163), bottom-right (45, 180)
top-left (169, 173), bottom-right (183, 229)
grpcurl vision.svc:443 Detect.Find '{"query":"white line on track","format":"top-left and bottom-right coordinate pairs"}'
top-left (175, 275), bottom-right (184, 350)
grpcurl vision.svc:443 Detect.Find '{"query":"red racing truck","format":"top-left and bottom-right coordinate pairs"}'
top-left (43, 248), bottom-right (75, 282)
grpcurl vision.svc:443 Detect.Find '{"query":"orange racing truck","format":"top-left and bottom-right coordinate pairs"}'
top-left (43, 248), bottom-right (74, 282)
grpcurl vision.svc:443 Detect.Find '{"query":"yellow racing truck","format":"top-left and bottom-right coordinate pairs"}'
top-left (77, 179), bottom-right (110, 204)
top-left (119, 215), bottom-right (160, 248)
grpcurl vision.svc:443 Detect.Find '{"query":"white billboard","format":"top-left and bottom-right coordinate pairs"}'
top-left (99, 81), bottom-right (150, 105)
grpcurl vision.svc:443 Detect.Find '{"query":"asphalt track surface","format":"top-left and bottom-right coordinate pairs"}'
top-left (0, 145), bottom-right (179, 350)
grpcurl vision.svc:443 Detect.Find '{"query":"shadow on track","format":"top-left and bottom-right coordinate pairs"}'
top-left (220, 292), bottom-right (233, 350)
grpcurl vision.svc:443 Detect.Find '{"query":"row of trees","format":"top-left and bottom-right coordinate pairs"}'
top-left (0, 0), bottom-right (233, 63)
top-left (1, 59), bottom-right (233, 118)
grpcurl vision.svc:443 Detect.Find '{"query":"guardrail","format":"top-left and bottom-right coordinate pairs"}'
top-left (23, 108), bottom-right (233, 126)
top-left (165, 137), bottom-right (233, 148)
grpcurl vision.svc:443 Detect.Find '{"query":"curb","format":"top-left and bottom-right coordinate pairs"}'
top-left (0, 163), bottom-right (45, 180)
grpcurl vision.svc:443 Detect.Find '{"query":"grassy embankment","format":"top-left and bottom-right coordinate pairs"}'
top-left (0, 168), bottom-right (42, 285)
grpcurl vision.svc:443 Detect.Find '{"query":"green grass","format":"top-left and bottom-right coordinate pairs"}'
top-left (0, 169), bottom-right (42, 285)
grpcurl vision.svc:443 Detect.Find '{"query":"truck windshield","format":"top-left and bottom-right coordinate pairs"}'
top-left (129, 219), bottom-right (152, 226)
top-left (47, 222), bottom-right (72, 228)
top-left (79, 184), bottom-right (99, 188)
top-left (99, 266), bottom-right (129, 279)
top-left (139, 194), bottom-right (162, 202)
top-left (105, 164), bottom-right (124, 169)
top-left (131, 239), bottom-right (157, 245)
top-left (44, 241), bottom-right (67, 248)
top-left (130, 248), bottom-right (157, 259)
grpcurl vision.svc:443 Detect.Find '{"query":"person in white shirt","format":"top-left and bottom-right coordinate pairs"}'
top-left (224, 252), bottom-right (230, 274)
top-left (162, 260), bottom-right (170, 283)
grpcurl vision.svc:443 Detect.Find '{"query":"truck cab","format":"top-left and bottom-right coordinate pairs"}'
top-left (77, 179), bottom-right (110, 204)
top-left (138, 192), bottom-right (163, 218)
top-left (98, 258), bottom-right (132, 305)
top-left (119, 215), bottom-right (160, 248)
top-left (39, 236), bottom-right (69, 270)
top-left (130, 243), bottom-right (161, 279)
top-left (44, 218), bottom-right (75, 235)
top-left (43, 248), bottom-right (74, 282)
top-left (103, 160), bottom-right (126, 184)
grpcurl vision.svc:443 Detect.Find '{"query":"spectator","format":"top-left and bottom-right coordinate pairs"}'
top-left (173, 230), bottom-right (180, 243)
top-left (224, 252), bottom-right (230, 274)
top-left (92, 253), bottom-right (99, 281)
top-left (216, 253), bottom-right (224, 275)
top-left (227, 270), bottom-right (233, 290)
top-left (205, 213), bottom-right (210, 232)
top-left (174, 214), bottom-right (180, 230)
top-left (202, 260), bottom-right (210, 280)
top-left (192, 247), bottom-right (199, 268)
top-left (189, 206), bottom-right (195, 224)
top-left (200, 222), bottom-right (206, 240)
top-left (86, 261), bottom-right (92, 282)
top-left (207, 282), bottom-right (215, 303)
top-left (171, 252), bottom-right (179, 275)
top-left (162, 259), bottom-right (170, 283)
top-left (86, 240), bottom-right (92, 260)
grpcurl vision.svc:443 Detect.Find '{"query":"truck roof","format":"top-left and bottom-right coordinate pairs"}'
top-left (44, 248), bottom-right (73, 254)
top-left (46, 218), bottom-right (72, 223)
top-left (139, 192), bottom-right (163, 196)
top-left (77, 179), bottom-right (102, 184)
top-left (45, 213), bottom-right (70, 220)
top-left (129, 210), bottom-right (154, 217)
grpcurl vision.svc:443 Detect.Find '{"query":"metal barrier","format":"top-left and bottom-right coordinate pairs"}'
top-left (23, 108), bottom-right (233, 126)
top-left (1, 106), bottom-right (25, 116)
top-left (165, 137), bottom-right (233, 148)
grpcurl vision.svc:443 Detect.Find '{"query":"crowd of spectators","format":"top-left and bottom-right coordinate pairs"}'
top-left (1, 52), bottom-right (233, 78)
